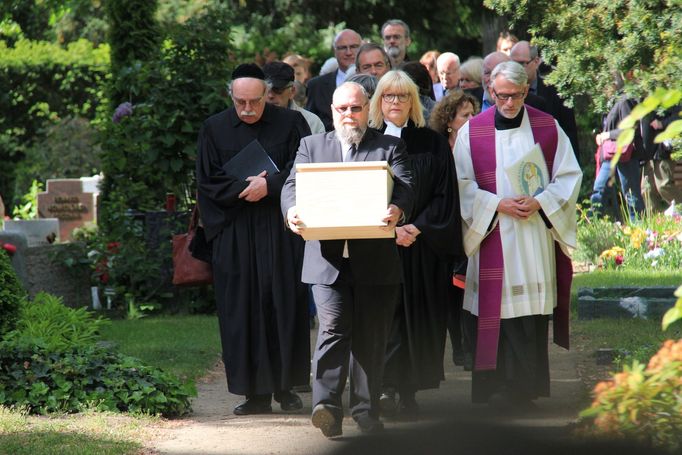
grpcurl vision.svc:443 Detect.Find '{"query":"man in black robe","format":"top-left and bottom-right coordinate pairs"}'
top-left (196, 63), bottom-right (311, 415)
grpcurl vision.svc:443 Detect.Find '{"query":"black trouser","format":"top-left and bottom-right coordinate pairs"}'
top-left (311, 261), bottom-right (399, 420)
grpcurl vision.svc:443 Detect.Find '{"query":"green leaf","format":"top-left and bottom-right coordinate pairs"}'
top-left (618, 115), bottom-right (637, 130)
top-left (660, 89), bottom-right (682, 109)
top-left (653, 120), bottom-right (682, 143)
top-left (662, 305), bottom-right (682, 331)
top-left (616, 128), bottom-right (635, 149)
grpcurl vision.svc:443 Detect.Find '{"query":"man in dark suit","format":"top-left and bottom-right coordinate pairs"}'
top-left (511, 41), bottom-right (581, 162)
top-left (306, 29), bottom-right (362, 131)
top-left (282, 81), bottom-right (413, 437)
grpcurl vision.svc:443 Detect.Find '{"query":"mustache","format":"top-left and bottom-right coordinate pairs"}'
top-left (240, 110), bottom-right (257, 116)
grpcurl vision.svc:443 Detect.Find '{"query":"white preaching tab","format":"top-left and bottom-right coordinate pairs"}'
top-left (504, 143), bottom-right (549, 197)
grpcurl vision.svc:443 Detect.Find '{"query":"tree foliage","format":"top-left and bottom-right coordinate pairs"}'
top-left (0, 38), bottom-right (108, 205)
top-left (225, 0), bottom-right (483, 61)
top-left (485, 0), bottom-right (682, 112)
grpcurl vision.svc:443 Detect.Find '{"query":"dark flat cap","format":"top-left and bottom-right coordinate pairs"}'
top-left (231, 63), bottom-right (265, 81)
top-left (262, 61), bottom-right (295, 89)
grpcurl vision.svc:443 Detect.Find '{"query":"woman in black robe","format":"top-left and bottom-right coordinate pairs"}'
top-left (368, 70), bottom-right (464, 417)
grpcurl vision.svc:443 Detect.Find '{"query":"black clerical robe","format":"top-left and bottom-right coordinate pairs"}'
top-left (196, 103), bottom-right (311, 396)
top-left (382, 123), bottom-right (464, 391)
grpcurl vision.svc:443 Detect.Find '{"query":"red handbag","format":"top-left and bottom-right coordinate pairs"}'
top-left (172, 206), bottom-right (213, 286)
top-left (600, 139), bottom-right (634, 163)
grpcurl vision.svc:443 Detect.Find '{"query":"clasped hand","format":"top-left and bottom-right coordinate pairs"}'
top-left (497, 196), bottom-right (541, 220)
top-left (396, 224), bottom-right (420, 247)
top-left (238, 170), bottom-right (268, 202)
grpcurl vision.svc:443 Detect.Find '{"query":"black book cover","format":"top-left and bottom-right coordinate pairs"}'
top-left (222, 139), bottom-right (279, 180)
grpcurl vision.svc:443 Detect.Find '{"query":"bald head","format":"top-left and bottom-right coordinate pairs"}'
top-left (510, 41), bottom-right (540, 82)
top-left (483, 52), bottom-right (510, 88)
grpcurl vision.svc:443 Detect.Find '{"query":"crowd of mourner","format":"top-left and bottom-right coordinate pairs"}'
top-left (195, 18), bottom-right (678, 438)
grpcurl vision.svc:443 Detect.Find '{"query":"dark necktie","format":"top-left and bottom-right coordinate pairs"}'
top-left (345, 143), bottom-right (356, 162)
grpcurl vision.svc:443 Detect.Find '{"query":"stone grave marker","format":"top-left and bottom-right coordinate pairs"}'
top-left (36, 177), bottom-right (99, 242)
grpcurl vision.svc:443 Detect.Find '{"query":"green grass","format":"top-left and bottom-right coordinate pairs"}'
top-left (98, 315), bottom-right (222, 382)
top-left (572, 269), bottom-right (682, 288)
top-left (0, 407), bottom-right (156, 455)
top-left (0, 315), bottom-right (222, 455)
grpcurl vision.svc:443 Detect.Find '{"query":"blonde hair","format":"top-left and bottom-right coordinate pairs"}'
top-left (460, 57), bottom-right (483, 86)
top-left (369, 70), bottom-right (425, 128)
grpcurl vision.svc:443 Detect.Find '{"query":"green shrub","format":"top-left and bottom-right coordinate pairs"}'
top-left (0, 38), bottom-right (109, 205)
top-left (579, 339), bottom-right (682, 451)
top-left (0, 341), bottom-right (195, 416)
top-left (3, 292), bottom-right (109, 350)
top-left (12, 116), bottom-right (101, 198)
top-left (0, 249), bottom-right (25, 338)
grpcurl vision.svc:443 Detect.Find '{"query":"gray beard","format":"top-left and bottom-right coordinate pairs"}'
top-left (334, 122), bottom-right (366, 146)
top-left (386, 46), bottom-right (401, 58)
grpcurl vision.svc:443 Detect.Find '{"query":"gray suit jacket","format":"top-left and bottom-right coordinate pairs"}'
top-left (281, 128), bottom-right (413, 285)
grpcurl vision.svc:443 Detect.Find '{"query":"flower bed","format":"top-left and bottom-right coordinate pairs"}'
top-left (576, 206), bottom-right (682, 271)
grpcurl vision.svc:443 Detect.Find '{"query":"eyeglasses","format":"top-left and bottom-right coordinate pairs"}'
top-left (269, 84), bottom-right (293, 95)
top-left (232, 95), bottom-right (264, 107)
top-left (383, 34), bottom-right (403, 41)
top-left (335, 44), bottom-right (360, 52)
top-left (360, 62), bottom-right (386, 72)
top-left (493, 89), bottom-right (526, 101)
top-left (382, 93), bottom-right (410, 103)
top-left (333, 103), bottom-right (366, 114)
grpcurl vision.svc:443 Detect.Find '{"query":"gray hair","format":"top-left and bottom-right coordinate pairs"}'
top-left (354, 43), bottom-right (392, 72)
top-left (381, 19), bottom-right (410, 38)
top-left (490, 61), bottom-right (528, 88)
top-left (345, 73), bottom-right (379, 98)
top-left (437, 52), bottom-right (460, 68)
top-left (227, 78), bottom-right (270, 97)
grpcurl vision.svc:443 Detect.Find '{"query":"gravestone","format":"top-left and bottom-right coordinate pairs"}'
top-left (577, 286), bottom-right (677, 320)
top-left (36, 177), bottom-right (99, 242)
top-left (3, 219), bottom-right (60, 246)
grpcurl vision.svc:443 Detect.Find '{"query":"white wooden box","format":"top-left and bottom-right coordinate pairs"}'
top-left (296, 161), bottom-right (394, 240)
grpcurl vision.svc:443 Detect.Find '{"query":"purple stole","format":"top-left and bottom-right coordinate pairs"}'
top-left (468, 105), bottom-right (571, 371)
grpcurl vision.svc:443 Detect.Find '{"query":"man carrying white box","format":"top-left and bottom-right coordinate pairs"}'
top-left (281, 81), bottom-right (413, 437)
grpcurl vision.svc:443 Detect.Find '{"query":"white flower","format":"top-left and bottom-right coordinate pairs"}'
top-left (644, 247), bottom-right (665, 259)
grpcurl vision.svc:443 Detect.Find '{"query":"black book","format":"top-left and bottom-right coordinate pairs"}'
top-left (222, 139), bottom-right (279, 180)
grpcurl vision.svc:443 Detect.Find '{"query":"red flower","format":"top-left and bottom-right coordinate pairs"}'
top-left (615, 255), bottom-right (624, 265)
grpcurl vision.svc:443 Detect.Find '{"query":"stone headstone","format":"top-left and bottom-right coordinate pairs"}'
top-left (36, 178), bottom-right (98, 242)
top-left (3, 219), bottom-right (60, 247)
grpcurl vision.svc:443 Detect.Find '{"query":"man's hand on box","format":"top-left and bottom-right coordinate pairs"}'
top-left (286, 206), bottom-right (304, 236)
top-left (382, 204), bottom-right (403, 231)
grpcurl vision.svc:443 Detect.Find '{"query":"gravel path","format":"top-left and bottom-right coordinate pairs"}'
top-left (150, 326), bottom-right (588, 455)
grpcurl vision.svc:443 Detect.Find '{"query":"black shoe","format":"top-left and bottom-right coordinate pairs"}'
top-left (355, 413), bottom-right (384, 434)
top-left (398, 395), bottom-right (419, 421)
top-left (312, 404), bottom-right (342, 438)
top-left (274, 390), bottom-right (303, 412)
top-left (452, 348), bottom-right (465, 366)
top-left (487, 390), bottom-right (537, 413)
top-left (233, 397), bottom-right (272, 416)
top-left (379, 388), bottom-right (397, 416)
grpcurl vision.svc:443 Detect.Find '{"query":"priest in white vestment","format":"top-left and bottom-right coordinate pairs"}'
top-left (453, 61), bottom-right (582, 408)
